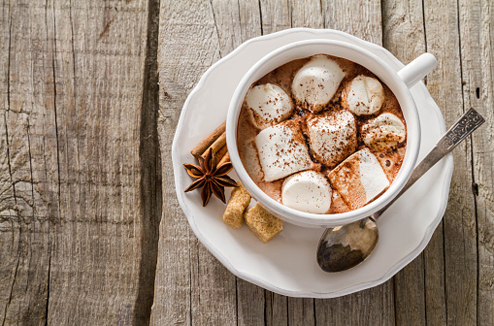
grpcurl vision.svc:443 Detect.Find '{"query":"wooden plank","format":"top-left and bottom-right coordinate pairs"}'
top-left (153, 0), bottom-right (254, 324)
top-left (423, 0), bottom-right (478, 324)
top-left (287, 297), bottom-right (315, 326)
top-left (258, 0), bottom-right (290, 35)
top-left (0, 1), bottom-right (62, 324)
top-left (457, 0), bottom-right (494, 324)
top-left (155, 1), bottom-right (397, 325)
top-left (237, 280), bottom-right (265, 326)
top-left (314, 2), bottom-right (396, 326)
top-left (381, 0), bottom-right (429, 324)
top-left (48, 0), bottom-right (152, 323)
top-left (323, 0), bottom-right (382, 42)
top-left (208, 3), bottom-right (267, 324)
top-left (0, 0), bottom-right (154, 324)
top-left (316, 287), bottom-right (395, 326)
top-left (289, 0), bottom-right (324, 29)
top-left (265, 290), bottom-right (287, 325)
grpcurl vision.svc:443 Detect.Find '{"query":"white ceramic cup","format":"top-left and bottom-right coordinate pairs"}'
top-left (226, 39), bottom-right (436, 228)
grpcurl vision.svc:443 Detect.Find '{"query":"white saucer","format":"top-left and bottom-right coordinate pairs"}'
top-left (172, 28), bottom-right (453, 298)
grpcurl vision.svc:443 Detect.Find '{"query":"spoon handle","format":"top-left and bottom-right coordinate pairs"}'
top-left (374, 108), bottom-right (485, 220)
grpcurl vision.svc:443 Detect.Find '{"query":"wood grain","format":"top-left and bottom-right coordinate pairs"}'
top-left (0, 0), bottom-right (492, 325)
top-left (458, 0), bottom-right (494, 324)
top-left (423, 0), bottom-right (479, 324)
top-left (314, 2), bottom-right (398, 326)
top-left (153, 1), bottom-right (235, 325)
top-left (154, 1), bottom-right (397, 326)
top-left (1, 1), bottom-right (63, 324)
top-left (382, 0), bottom-right (429, 324)
top-left (0, 0), bottom-right (157, 325)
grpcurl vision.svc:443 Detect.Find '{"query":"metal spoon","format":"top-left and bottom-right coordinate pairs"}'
top-left (317, 108), bottom-right (485, 272)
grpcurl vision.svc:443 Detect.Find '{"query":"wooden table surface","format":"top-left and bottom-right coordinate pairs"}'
top-left (1, 0), bottom-right (492, 325)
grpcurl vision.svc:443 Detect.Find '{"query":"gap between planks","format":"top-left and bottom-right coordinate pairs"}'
top-left (134, 0), bottom-right (163, 325)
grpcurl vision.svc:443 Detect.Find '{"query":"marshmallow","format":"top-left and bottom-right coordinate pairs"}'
top-left (245, 83), bottom-right (294, 130)
top-left (282, 171), bottom-right (332, 213)
top-left (328, 190), bottom-right (350, 214)
top-left (374, 147), bottom-right (406, 183)
top-left (361, 112), bottom-right (406, 151)
top-left (255, 120), bottom-right (313, 182)
top-left (327, 148), bottom-right (390, 210)
top-left (292, 55), bottom-right (345, 112)
top-left (343, 75), bottom-right (385, 116)
top-left (306, 110), bottom-right (357, 168)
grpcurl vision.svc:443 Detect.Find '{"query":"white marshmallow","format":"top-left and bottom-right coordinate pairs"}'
top-left (255, 121), bottom-right (313, 182)
top-left (361, 112), bottom-right (406, 151)
top-left (292, 55), bottom-right (345, 112)
top-left (345, 75), bottom-right (385, 116)
top-left (306, 110), bottom-right (357, 168)
top-left (282, 171), bottom-right (332, 213)
top-left (245, 83), bottom-right (294, 130)
top-left (327, 148), bottom-right (390, 210)
top-left (358, 148), bottom-right (390, 203)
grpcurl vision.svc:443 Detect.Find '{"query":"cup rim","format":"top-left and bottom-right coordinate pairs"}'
top-left (226, 39), bottom-right (421, 227)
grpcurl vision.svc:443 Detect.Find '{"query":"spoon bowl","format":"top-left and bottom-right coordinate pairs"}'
top-left (316, 108), bottom-right (484, 272)
top-left (317, 217), bottom-right (378, 272)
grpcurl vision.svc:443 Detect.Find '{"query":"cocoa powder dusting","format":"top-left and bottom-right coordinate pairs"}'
top-left (237, 54), bottom-right (407, 211)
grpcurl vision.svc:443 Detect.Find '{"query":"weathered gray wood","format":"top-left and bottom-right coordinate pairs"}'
top-left (3, 0), bottom-right (491, 325)
top-left (316, 286), bottom-right (396, 325)
top-left (423, 0), bottom-right (478, 325)
top-left (0, 0), bottom-right (157, 325)
top-left (289, 0), bottom-right (324, 29)
top-left (323, 0), bottom-right (382, 42)
top-left (0, 1), bottom-right (62, 324)
top-left (237, 279), bottom-right (265, 326)
top-left (314, 2), bottom-right (397, 326)
top-left (380, 2), bottom-right (471, 324)
top-left (155, 1), bottom-right (397, 326)
top-left (153, 0), bottom-right (242, 325)
top-left (458, 0), bottom-right (494, 324)
top-left (287, 296), bottom-right (315, 326)
top-left (265, 290), bottom-right (287, 325)
top-left (209, 2), bottom-right (268, 325)
top-left (0, 0), bottom-right (51, 325)
top-left (382, 0), bottom-right (429, 324)
top-left (49, 0), bottom-right (153, 323)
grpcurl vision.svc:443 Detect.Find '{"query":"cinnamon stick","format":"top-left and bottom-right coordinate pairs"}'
top-left (218, 152), bottom-right (230, 166)
top-left (190, 121), bottom-right (226, 158)
top-left (201, 132), bottom-right (226, 159)
top-left (215, 145), bottom-right (228, 162)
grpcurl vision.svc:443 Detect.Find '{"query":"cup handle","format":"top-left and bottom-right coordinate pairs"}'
top-left (397, 53), bottom-right (437, 88)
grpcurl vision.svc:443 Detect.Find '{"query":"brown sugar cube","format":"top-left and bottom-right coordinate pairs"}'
top-left (223, 181), bottom-right (251, 229)
top-left (244, 203), bottom-right (283, 243)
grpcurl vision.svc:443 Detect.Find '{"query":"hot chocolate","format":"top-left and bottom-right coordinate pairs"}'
top-left (237, 54), bottom-right (407, 214)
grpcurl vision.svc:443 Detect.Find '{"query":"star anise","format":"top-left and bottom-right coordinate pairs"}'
top-left (184, 148), bottom-right (238, 206)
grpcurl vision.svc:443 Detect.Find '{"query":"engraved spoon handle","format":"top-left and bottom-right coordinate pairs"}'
top-left (373, 108), bottom-right (485, 221)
